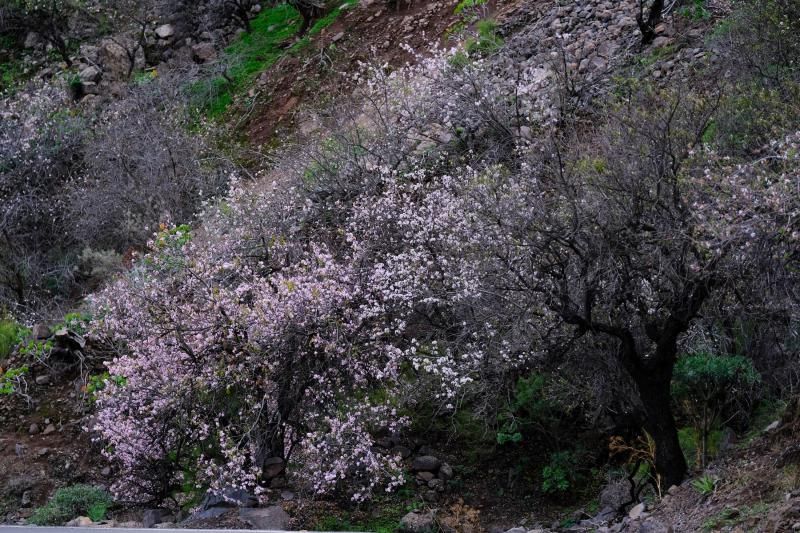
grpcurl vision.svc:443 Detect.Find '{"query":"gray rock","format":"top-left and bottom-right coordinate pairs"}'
top-left (280, 490), bottom-right (294, 501)
top-left (143, 509), bottom-right (168, 528)
top-left (29, 423), bottom-right (40, 435)
top-left (238, 506), bottom-right (290, 530)
top-left (66, 517), bottom-right (93, 527)
top-left (638, 519), bottom-right (672, 533)
top-left (191, 42), bottom-right (216, 63)
top-left (600, 480), bottom-right (630, 511)
top-left (155, 24), bottom-right (175, 39)
top-left (21, 490), bottom-right (32, 507)
top-left (412, 455), bottom-right (441, 472)
top-left (42, 424), bottom-right (57, 435)
top-left (263, 456), bottom-right (285, 479)
top-left (186, 507), bottom-right (228, 521)
top-left (629, 502), bottom-right (646, 520)
top-left (438, 463), bottom-right (454, 480)
top-left (392, 445), bottom-right (412, 458)
top-left (399, 511), bottom-right (436, 532)
top-left (24, 32), bottom-right (42, 48)
top-left (506, 529), bottom-right (527, 533)
top-left (35, 374), bottom-right (50, 386)
top-left (200, 487), bottom-right (257, 510)
top-left (765, 420), bottom-right (781, 432)
top-left (32, 323), bottom-right (51, 340)
top-left (416, 471), bottom-right (435, 482)
top-left (428, 478), bottom-right (444, 491)
top-left (79, 65), bottom-right (102, 83)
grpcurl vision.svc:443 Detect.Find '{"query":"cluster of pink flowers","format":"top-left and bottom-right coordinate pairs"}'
top-left (89, 43), bottom-right (800, 504)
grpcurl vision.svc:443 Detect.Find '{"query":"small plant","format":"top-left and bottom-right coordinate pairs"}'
top-left (0, 365), bottom-right (29, 395)
top-left (541, 451), bottom-right (578, 495)
top-left (678, 0), bottom-right (710, 21)
top-left (672, 353), bottom-right (760, 467)
top-left (691, 474), bottom-right (716, 496)
top-left (0, 319), bottom-right (25, 359)
top-left (465, 19), bottom-right (503, 56)
top-left (28, 484), bottom-right (113, 526)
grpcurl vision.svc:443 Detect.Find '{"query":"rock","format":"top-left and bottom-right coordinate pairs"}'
top-left (667, 484), bottom-right (680, 495)
top-left (638, 518), bottom-right (672, 533)
top-left (416, 471), bottom-right (435, 482)
top-left (438, 463), bottom-right (454, 480)
top-left (54, 328), bottom-right (86, 351)
top-left (600, 480), bottom-right (630, 511)
top-left (652, 36), bottom-right (672, 48)
top-left (24, 32), bottom-right (42, 48)
top-left (186, 507), bottom-right (228, 521)
top-left (32, 323), bottom-right (51, 340)
top-left (66, 516), bottom-right (93, 527)
top-left (21, 490), bottom-right (32, 507)
top-left (155, 24), bottom-right (175, 39)
top-left (154, 523), bottom-right (176, 529)
top-left (143, 509), bottom-right (168, 528)
top-left (118, 522), bottom-right (144, 528)
top-left (42, 424), bottom-right (57, 435)
top-left (280, 490), bottom-right (294, 501)
top-left (506, 529), bottom-right (527, 533)
top-left (629, 502), bottom-right (646, 520)
top-left (765, 420), bottom-right (781, 432)
top-left (79, 65), bottom-right (102, 83)
top-left (192, 42), bottom-right (216, 63)
top-left (101, 466), bottom-right (111, 476)
top-left (392, 445), bottom-right (412, 458)
top-left (332, 32), bottom-right (345, 42)
top-left (97, 40), bottom-right (132, 83)
top-left (428, 478), bottom-right (444, 491)
top-left (399, 511), bottom-right (436, 532)
top-left (412, 455), bottom-right (441, 472)
top-left (200, 487), bottom-right (257, 510)
top-left (263, 456), bottom-right (285, 479)
top-left (29, 423), bottom-right (40, 435)
top-left (422, 490), bottom-right (439, 503)
top-left (35, 374), bottom-right (50, 386)
top-left (238, 506), bottom-right (290, 530)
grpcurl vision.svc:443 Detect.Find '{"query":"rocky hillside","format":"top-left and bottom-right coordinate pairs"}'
top-left (1, 0), bottom-right (799, 531)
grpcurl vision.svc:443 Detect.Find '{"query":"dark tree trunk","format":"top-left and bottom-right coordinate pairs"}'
top-left (636, 371), bottom-right (687, 489)
top-left (636, 0), bottom-right (664, 44)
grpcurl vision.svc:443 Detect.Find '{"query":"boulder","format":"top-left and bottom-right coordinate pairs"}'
top-left (438, 463), bottom-right (454, 481)
top-left (143, 509), bottom-right (170, 528)
top-left (32, 323), bottom-right (51, 340)
top-left (200, 487), bottom-right (257, 510)
top-left (263, 457), bottom-right (285, 479)
top-left (399, 511), bottom-right (436, 532)
top-left (66, 516), bottom-right (93, 527)
top-left (599, 479), bottom-right (630, 511)
top-left (191, 42), bottom-right (217, 63)
top-left (98, 39), bottom-right (132, 82)
top-left (155, 24), bottom-right (175, 39)
top-left (78, 65), bottom-right (102, 83)
top-left (412, 455), bottom-right (441, 472)
top-left (629, 502), bottom-right (646, 520)
top-left (238, 506), bottom-right (290, 530)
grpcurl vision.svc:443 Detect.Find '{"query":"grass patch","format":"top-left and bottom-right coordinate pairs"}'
top-left (28, 485), bottom-right (112, 526)
top-left (0, 320), bottom-right (25, 360)
top-left (191, 0), bottom-right (357, 119)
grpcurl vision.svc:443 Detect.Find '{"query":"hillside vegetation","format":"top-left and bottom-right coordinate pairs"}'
top-left (1, 0), bottom-right (800, 531)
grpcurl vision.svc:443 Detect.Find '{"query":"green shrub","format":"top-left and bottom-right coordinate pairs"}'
top-left (465, 19), bottom-right (503, 56)
top-left (672, 353), bottom-right (760, 467)
top-left (28, 485), bottom-right (112, 525)
top-left (541, 451), bottom-right (578, 495)
top-left (0, 319), bottom-right (24, 359)
top-left (0, 365), bottom-right (28, 395)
